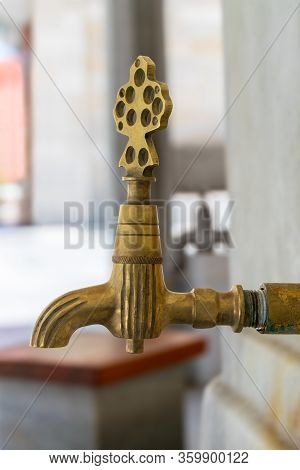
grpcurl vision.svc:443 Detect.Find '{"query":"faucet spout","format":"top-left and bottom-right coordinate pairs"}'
top-left (30, 282), bottom-right (115, 348)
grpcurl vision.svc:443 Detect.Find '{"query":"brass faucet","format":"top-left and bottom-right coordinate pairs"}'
top-left (31, 56), bottom-right (300, 354)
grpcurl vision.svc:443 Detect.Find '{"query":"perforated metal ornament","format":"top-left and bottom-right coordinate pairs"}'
top-left (113, 56), bottom-right (173, 177)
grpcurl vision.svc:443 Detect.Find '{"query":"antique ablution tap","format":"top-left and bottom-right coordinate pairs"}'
top-left (31, 56), bottom-right (300, 354)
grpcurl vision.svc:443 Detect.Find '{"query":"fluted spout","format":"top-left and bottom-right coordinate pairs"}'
top-left (30, 282), bottom-right (115, 348)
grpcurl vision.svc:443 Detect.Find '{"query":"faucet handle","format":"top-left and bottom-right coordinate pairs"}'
top-left (113, 56), bottom-right (173, 178)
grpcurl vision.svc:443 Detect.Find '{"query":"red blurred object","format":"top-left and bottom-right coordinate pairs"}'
top-left (0, 60), bottom-right (26, 184)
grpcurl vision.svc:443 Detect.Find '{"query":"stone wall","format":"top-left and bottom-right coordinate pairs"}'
top-left (200, 0), bottom-right (300, 449)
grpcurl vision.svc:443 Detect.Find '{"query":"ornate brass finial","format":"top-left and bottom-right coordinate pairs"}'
top-left (113, 56), bottom-right (173, 177)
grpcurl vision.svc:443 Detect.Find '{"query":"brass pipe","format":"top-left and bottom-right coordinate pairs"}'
top-left (30, 56), bottom-right (300, 354)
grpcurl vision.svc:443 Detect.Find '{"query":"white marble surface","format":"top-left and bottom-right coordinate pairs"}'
top-left (200, 377), bottom-right (290, 449)
top-left (200, 0), bottom-right (300, 450)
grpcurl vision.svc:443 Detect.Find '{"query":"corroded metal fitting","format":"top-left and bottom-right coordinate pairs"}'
top-left (245, 284), bottom-right (300, 334)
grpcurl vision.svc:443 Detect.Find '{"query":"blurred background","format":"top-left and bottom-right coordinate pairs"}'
top-left (1, 0), bottom-right (300, 450)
